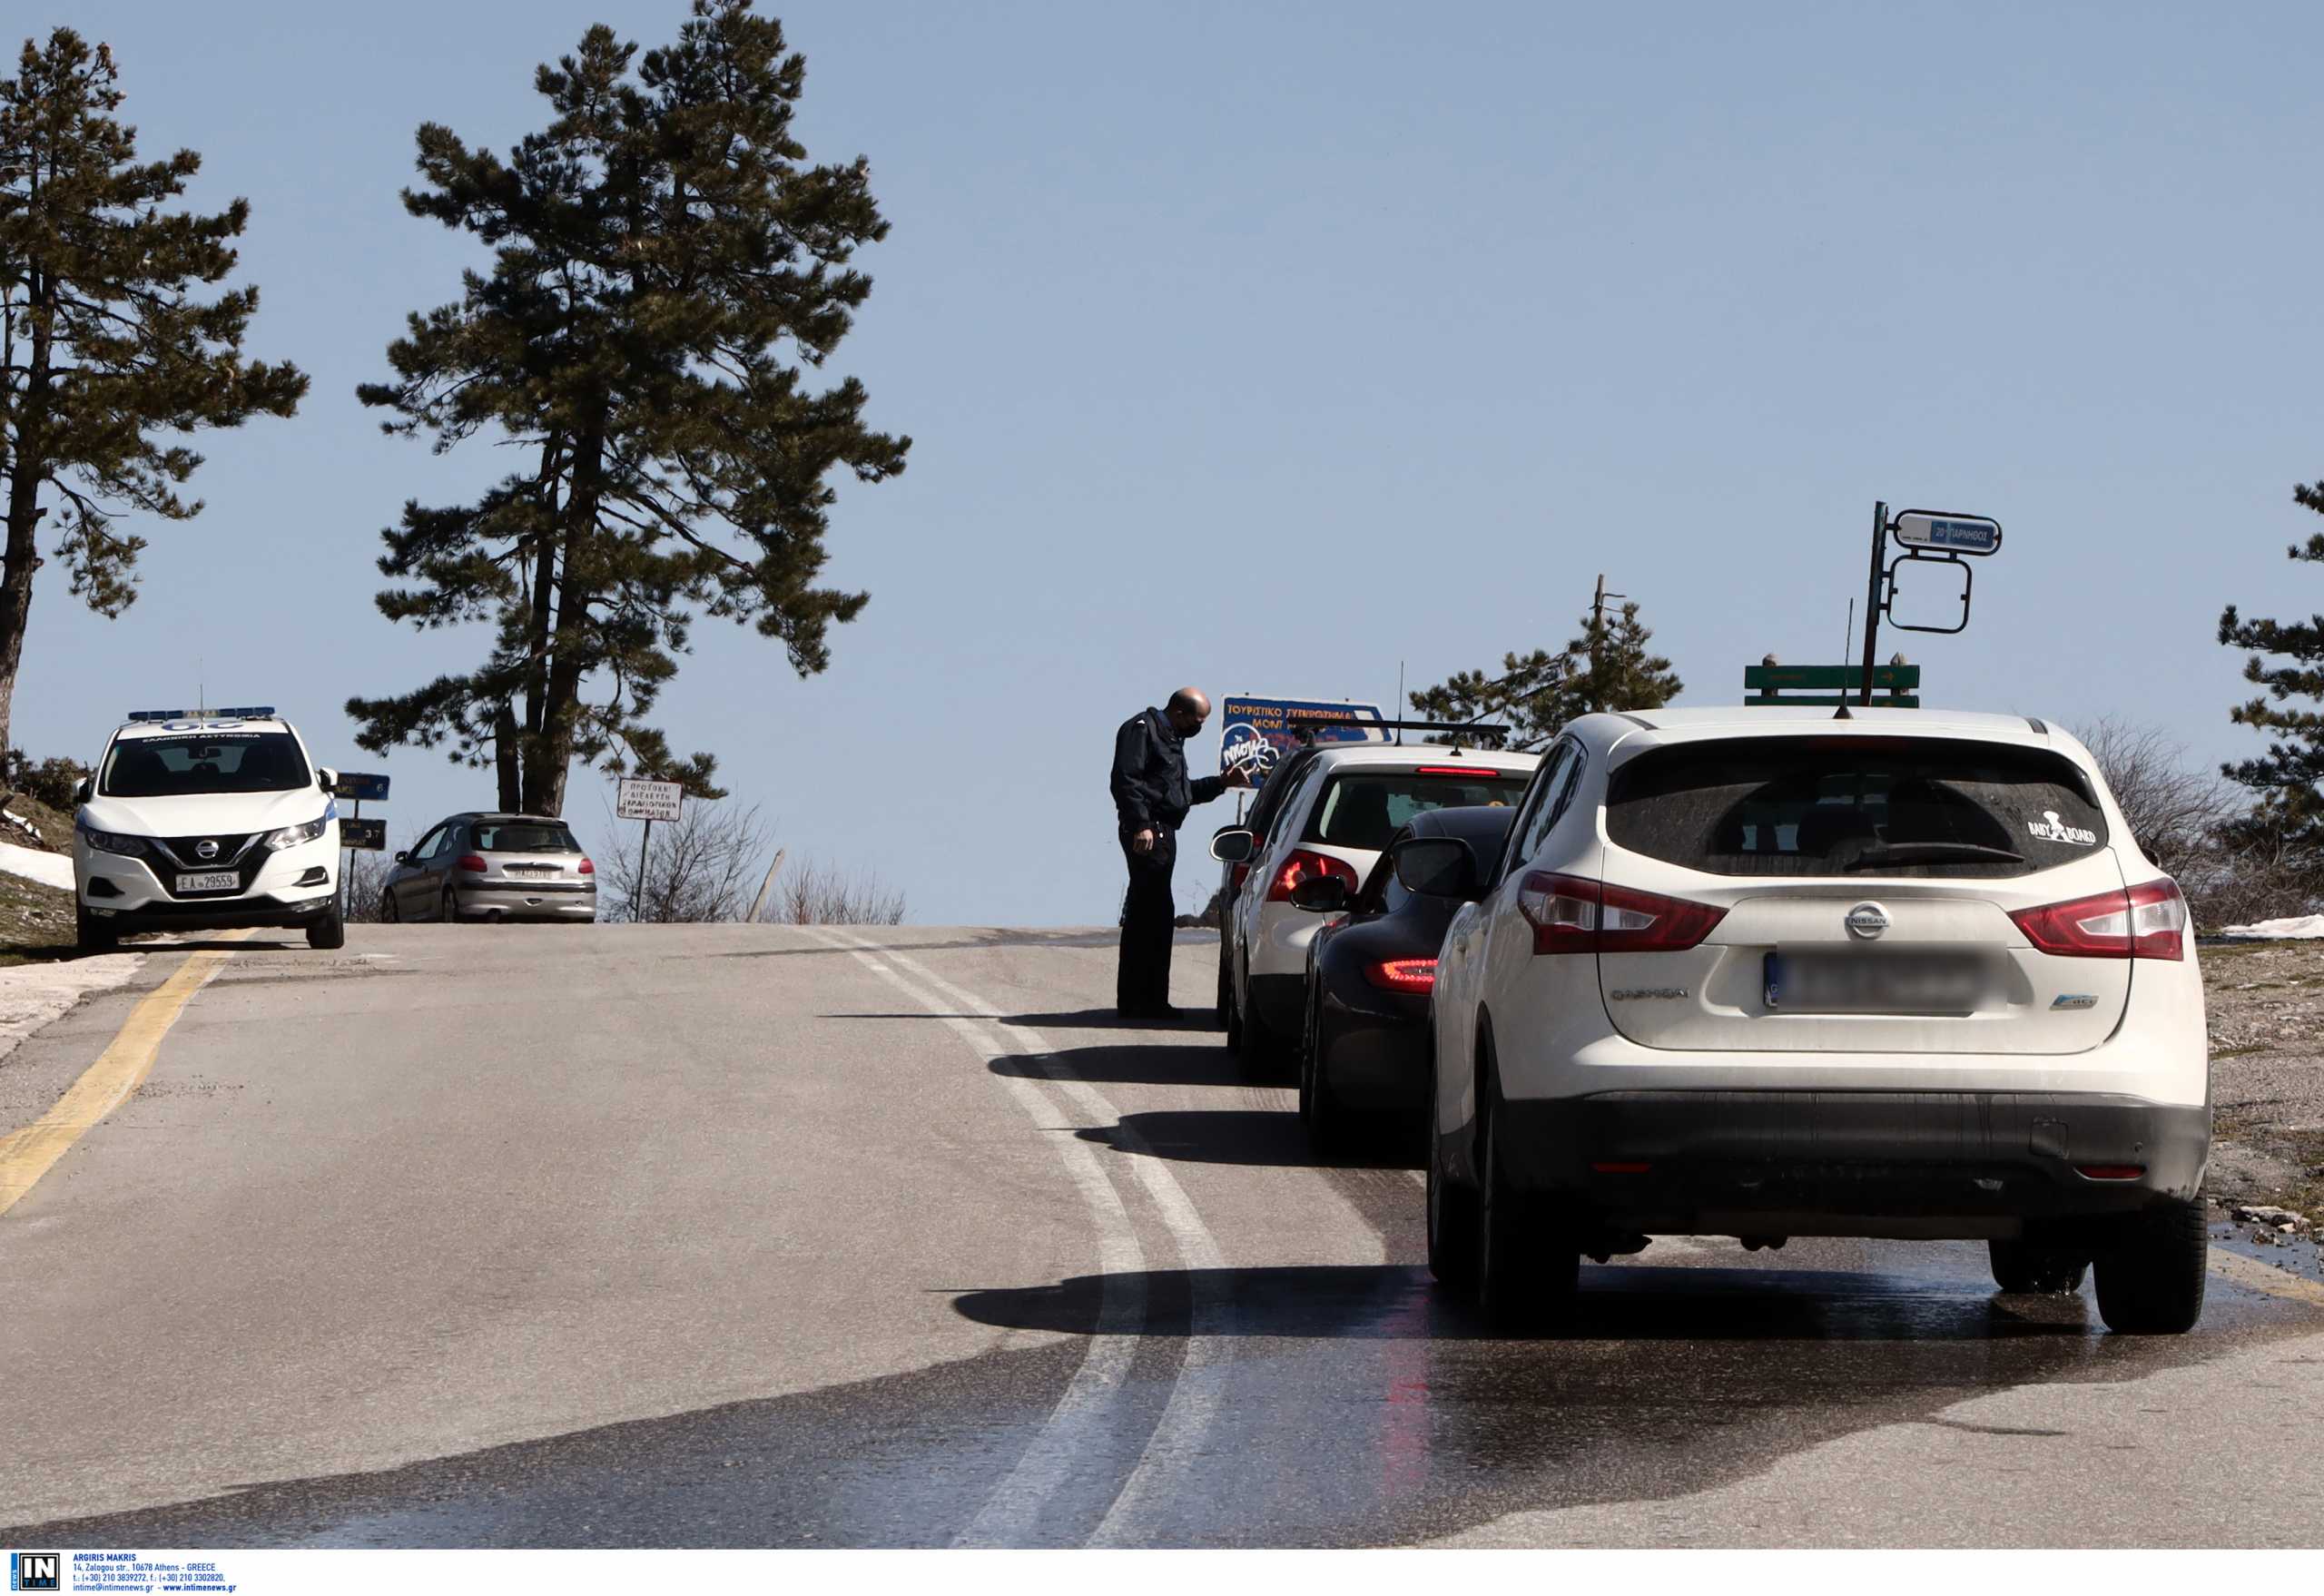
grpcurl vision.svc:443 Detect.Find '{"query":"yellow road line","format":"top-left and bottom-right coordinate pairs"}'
top-left (0, 932), bottom-right (250, 1218)
top-left (2208, 1245), bottom-right (2324, 1307)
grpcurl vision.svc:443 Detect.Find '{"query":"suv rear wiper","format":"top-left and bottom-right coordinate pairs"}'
top-left (1840, 842), bottom-right (2025, 870)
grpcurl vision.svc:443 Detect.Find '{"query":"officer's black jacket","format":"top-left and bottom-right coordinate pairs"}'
top-left (1111, 707), bottom-right (1226, 833)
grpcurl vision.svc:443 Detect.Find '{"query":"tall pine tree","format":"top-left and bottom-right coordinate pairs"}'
top-left (2218, 483), bottom-right (2324, 857)
top-left (350, 1), bottom-right (908, 813)
top-left (0, 28), bottom-right (306, 757)
top-left (1410, 596), bottom-right (1681, 750)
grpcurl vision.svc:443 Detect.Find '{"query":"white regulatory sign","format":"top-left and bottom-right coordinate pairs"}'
top-left (615, 777), bottom-right (684, 823)
top-left (1892, 510), bottom-right (2003, 556)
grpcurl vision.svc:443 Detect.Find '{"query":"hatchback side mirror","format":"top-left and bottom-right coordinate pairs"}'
top-left (1287, 875), bottom-right (1349, 913)
top-left (1209, 828), bottom-right (1256, 864)
top-left (73, 776), bottom-right (94, 805)
top-left (1393, 835), bottom-right (1482, 899)
top-left (393, 851), bottom-right (410, 865)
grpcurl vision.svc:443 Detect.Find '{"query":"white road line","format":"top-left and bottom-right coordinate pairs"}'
top-left (850, 937), bottom-right (1235, 1548)
top-left (801, 931), bottom-right (1147, 1548)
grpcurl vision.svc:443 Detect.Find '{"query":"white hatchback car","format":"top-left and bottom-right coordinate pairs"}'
top-left (73, 709), bottom-right (344, 951)
top-left (1212, 744), bottom-right (1539, 1064)
top-left (1413, 708), bottom-right (2209, 1334)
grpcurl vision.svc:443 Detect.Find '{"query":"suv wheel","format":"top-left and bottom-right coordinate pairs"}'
top-left (1475, 1044), bottom-right (1579, 1325)
top-left (1425, 1047), bottom-right (1481, 1294)
top-left (2093, 1198), bottom-right (2208, 1334)
top-left (1988, 1238), bottom-right (2089, 1296)
top-left (307, 893), bottom-right (346, 951)
top-left (76, 901), bottom-right (118, 951)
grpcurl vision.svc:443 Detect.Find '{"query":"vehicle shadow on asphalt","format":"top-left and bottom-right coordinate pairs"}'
top-left (1077, 1107), bottom-right (1420, 1171)
top-left (950, 1262), bottom-right (2102, 1345)
top-left (819, 1007), bottom-right (1225, 1034)
top-left (992, 1044), bottom-right (1249, 1089)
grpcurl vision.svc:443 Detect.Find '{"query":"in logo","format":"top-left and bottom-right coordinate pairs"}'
top-left (10, 1552), bottom-right (60, 1592)
top-left (196, 839), bottom-right (221, 860)
top-left (1845, 902), bottom-right (1890, 940)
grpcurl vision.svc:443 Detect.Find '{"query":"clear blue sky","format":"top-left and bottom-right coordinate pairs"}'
top-left (17, 1), bottom-right (2324, 923)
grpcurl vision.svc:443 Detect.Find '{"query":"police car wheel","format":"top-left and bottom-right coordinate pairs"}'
top-left (76, 901), bottom-right (118, 951)
top-left (307, 894), bottom-right (346, 951)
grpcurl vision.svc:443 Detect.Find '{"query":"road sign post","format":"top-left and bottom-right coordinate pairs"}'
top-left (615, 778), bottom-right (685, 921)
top-left (330, 773), bottom-right (391, 899)
top-left (1856, 504), bottom-right (2004, 706)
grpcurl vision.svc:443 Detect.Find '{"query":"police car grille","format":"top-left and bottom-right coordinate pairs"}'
top-left (153, 832), bottom-right (258, 870)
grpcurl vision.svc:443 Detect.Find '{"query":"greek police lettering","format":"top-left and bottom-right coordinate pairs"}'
top-left (9, 1552), bottom-right (60, 1592)
top-left (2026, 810), bottom-right (2097, 846)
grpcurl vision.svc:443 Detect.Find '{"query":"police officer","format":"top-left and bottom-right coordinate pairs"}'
top-left (1110, 687), bottom-right (1248, 1020)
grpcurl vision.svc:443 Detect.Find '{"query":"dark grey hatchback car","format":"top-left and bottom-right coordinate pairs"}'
top-left (381, 813), bottom-right (598, 923)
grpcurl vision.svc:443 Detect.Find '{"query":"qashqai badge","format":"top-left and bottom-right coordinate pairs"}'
top-left (1845, 902), bottom-right (1889, 940)
top-left (196, 839), bottom-right (221, 861)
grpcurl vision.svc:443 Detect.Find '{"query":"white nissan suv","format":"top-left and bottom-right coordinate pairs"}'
top-left (74, 709), bottom-right (345, 951)
top-left (1413, 708), bottom-right (2209, 1334)
top-left (1211, 744), bottom-right (1539, 1066)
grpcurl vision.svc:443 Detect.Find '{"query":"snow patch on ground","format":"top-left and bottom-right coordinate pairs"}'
top-left (2220, 914), bottom-right (2324, 941)
top-left (0, 841), bottom-right (73, 892)
top-left (0, 951), bottom-right (143, 1064)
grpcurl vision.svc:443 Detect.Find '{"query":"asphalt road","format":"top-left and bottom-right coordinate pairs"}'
top-left (4, 923), bottom-right (2322, 1548)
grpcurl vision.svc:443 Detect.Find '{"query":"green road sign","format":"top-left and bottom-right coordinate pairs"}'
top-left (1744, 663), bottom-right (1920, 707)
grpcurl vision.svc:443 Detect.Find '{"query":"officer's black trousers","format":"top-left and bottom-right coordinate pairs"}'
top-left (1117, 829), bottom-right (1177, 1016)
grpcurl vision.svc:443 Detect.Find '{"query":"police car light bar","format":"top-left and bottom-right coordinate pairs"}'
top-left (211, 705), bottom-right (276, 718)
top-left (125, 709), bottom-right (189, 722)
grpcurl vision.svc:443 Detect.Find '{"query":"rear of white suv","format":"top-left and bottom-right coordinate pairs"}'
top-left (1216, 745), bottom-right (1537, 1062)
top-left (1423, 709), bottom-right (2208, 1334)
top-left (74, 712), bottom-right (345, 950)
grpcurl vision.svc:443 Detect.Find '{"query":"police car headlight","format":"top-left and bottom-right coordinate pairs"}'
top-left (78, 823), bottom-right (148, 858)
top-left (262, 817), bottom-right (330, 852)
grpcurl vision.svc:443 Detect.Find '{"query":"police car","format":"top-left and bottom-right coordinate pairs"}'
top-left (73, 708), bottom-right (345, 951)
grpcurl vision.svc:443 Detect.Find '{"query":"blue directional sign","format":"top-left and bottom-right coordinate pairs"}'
top-left (1892, 510), bottom-right (2002, 556)
top-left (331, 772), bottom-right (390, 803)
top-left (1219, 695), bottom-right (1386, 785)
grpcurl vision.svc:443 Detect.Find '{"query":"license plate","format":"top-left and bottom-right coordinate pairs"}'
top-left (505, 865), bottom-right (556, 878)
top-left (175, 871), bottom-right (240, 893)
top-left (1764, 951), bottom-right (1990, 1014)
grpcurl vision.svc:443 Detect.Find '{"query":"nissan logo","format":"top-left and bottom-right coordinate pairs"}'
top-left (195, 839), bottom-right (221, 861)
top-left (1846, 902), bottom-right (1889, 940)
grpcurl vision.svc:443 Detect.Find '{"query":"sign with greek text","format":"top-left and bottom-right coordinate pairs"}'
top-left (616, 777), bottom-right (684, 823)
top-left (1218, 695), bottom-right (1385, 785)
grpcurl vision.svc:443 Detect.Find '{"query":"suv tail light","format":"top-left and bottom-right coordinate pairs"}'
top-left (2009, 877), bottom-right (2185, 961)
top-left (1516, 872), bottom-right (1726, 955)
top-left (1267, 849), bottom-right (1360, 902)
top-left (1364, 957), bottom-right (1437, 994)
top-left (456, 853), bottom-right (488, 873)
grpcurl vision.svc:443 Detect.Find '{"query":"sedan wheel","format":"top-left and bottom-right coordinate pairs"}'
top-left (1426, 1049), bottom-right (1481, 1295)
top-left (1298, 981), bottom-right (1341, 1156)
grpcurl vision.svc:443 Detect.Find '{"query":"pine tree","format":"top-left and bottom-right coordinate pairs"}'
top-left (1409, 596), bottom-right (1682, 751)
top-left (349, 1), bottom-right (908, 813)
top-left (2218, 486), bottom-right (2324, 856)
top-left (0, 29), bottom-right (307, 755)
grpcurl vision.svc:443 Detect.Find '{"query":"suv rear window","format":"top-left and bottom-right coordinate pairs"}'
top-left (472, 821), bottom-right (581, 853)
top-left (1303, 770), bottom-right (1528, 852)
top-left (1607, 737), bottom-right (2107, 878)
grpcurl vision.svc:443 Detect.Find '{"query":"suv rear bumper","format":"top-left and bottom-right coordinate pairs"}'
top-left (1494, 1089), bottom-right (2209, 1238)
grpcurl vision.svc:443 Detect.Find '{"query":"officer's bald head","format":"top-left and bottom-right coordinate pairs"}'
top-left (1166, 688), bottom-right (1211, 734)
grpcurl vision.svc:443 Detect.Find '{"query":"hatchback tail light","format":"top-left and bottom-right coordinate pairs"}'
top-left (1267, 849), bottom-right (1361, 902)
top-left (578, 857), bottom-right (595, 876)
top-left (2009, 877), bottom-right (2185, 961)
top-left (456, 853), bottom-right (488, 873)
top-left (1364, 957), bottom-right (1438, 994)
top-left (1516, 872), bottom-right (1726, 955)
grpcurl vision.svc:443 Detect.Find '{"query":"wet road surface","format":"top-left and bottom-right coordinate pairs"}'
top-left (5, 925), bottom-right (2322, 1547)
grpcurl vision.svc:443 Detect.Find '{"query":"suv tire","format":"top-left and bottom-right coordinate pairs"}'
top-left (1475, 1040), bottom-right (1579, 1325)
top-left (307, 893), bottom-right (347, 951)
top-left (1988, 1239), bottom-right (2089, 1296)
top-left (76, 901), bottom-right (118, 951)
top-left (2093, 1198), bottom-right (2207, 1334)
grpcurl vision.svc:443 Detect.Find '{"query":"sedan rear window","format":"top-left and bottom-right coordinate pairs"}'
top-left (1303, 770), bottom-right (1528, 852)
top-left (1607, 737), bottom-right (2107, 878)
top-left (472, 822), bottom-right (581, 853)
top-left (100, 733), bottom-right (310, 797)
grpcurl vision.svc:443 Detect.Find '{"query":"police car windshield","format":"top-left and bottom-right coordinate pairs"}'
top-left (101, 733), bottom-right (311, 798)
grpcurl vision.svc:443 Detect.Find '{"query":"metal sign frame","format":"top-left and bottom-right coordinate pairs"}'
top-left (1883, 550), bottom-right (1974, 635)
